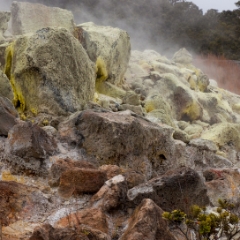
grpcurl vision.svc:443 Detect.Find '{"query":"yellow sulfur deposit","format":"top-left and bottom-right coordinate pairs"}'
top-left (4, 42), bottom-right (26, 113)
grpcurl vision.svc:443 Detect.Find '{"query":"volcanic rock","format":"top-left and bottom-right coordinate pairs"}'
top-left (11, 1), bottom-right (75, 35)
top-left (0, 11), bottom-right (10, 43)
top-left (0, 96), bottom-right (18, 136)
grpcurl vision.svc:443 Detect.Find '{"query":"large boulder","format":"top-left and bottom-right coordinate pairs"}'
top-left (0, 96), bottom-right (18, 136)
top-left (6, 121), bottom-right (56, 160)
top-left (127, 167), bottom-right (210, 212)
top-left (119, 199), bottom-right (175, 240)
top-left (0, 11), bottom-right (11, 43)
top-left (11, 2), bottom-right (75, 35)
top-left (79, 22), bottom-right (131, 86)
top-left (58, 109), bottom-right (185, 177)
top-left (5, 27), bottom-right (95, 116)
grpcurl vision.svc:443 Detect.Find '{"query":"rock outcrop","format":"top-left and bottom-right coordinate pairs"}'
top-left (11, 1), bottom-right (75, 35)
top-left (1, 2), bottom-right (240, 240)
top-left (5, 27), bottom-right (95, 116)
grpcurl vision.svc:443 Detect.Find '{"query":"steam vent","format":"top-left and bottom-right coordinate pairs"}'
top-left (1, 1), bottom-right (240, 240)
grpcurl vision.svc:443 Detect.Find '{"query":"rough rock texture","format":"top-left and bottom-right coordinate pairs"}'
top-left (127, 167), bottom-right (210, 212)
top-left (58, 109), bottom-right (185, 177)
top-left (11, 1), bottom-right (75, 35)
top-left (0, 70), bottom-right (14, 101)
top-left (90, 174), bottom-right (128, 212)
top-left (79, 22), bottom-right (131, 86)
top-left (0, 97), bottom-right (18, 136)
top-left (119, 199), bottom-right (175, 240)
top-left (58, 168), bottom-right (107, 198)
top-left (0, 11), bottom-right (11, 43)
top-left (48, 158), bottom-right (96, 187)
top-left (6, 27), bottom-right (95, 116)
top-left (6, 121), bottom-right (56, 160)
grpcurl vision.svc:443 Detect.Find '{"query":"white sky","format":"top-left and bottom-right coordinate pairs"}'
top-left (191, 0), bottom-right (237, 13)
top-left (0, 0), bottom-right (238, 13)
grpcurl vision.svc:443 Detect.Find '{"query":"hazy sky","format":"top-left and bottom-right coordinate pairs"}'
top-left (0, 0), bottom-right (238, 12)
top-left (191, 0), bottom-right (237, 13)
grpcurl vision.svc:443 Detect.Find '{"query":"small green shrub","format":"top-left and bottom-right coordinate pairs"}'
top-left (163, 199), bottom-right (240, 240)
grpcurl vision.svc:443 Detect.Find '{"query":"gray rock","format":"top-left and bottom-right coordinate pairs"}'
top-left (11, 2), bottom-right (74, 35)
top-left (0, 70), bottom-right (13, 101)
top-left (189, 138), bottom-right (218, 152)
top-left (6, 27), bottom-right (95, 116)
top-left (0, 11), bottom-right (11, 43)
top-left (127, 167), bottom-right (210, 212)
top-left (0, 96), bottom-right (18, 136)
top-left (172, 48), bottom-right (193, 65)
top-left (6, 121), bottom-right (57, 160)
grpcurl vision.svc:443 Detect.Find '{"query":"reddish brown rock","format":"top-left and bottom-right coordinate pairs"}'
top-left (90, 175), bottom-right (128, 212)
top-left (30, 223), bottom-right (110, 240)
top-left (0, 97), bottom-right (18, 136)
top-left (55, 208), bottom-right (109, 234)
top-left (119, 199), bottom-right (175, 240)
top-left (48, 158), bottom-right (96, 187)
top-left (58, 168), bottom-right (106, 198)
top-left (6, 121), bottom-right (57, 160)
top-left (99, 165), bottom-right (121, 180)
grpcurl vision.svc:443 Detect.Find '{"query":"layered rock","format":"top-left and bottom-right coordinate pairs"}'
top-left (5, 27), bottom-right (95, 116)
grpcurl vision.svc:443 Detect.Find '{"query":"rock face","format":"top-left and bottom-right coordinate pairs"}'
top-left (0, 97), bottom-right (18, 136)
top-left (11, 1), bottom-right (75, 35)
top-left (0, 70), bottom-right (14, 101)
top-left (127, 167), bottom-right (210, 212)
top-left (58, 109), bottom-right (183, 177)
top-left (6, 121), bottom-right (56, 160)
top-left (0, 11), bottom-right (11, 43)
top-left (58, 168), bottom-right (106, 198)
top-left (120, 199), bottom-right (175, 240)
top-left (79, 22), bottom-right (131, 86)
top-left (6, 27), bottom-right (95, 116)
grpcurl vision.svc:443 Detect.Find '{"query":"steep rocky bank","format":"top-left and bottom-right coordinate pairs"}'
top-left (1, 2), bottom-right (240, 240)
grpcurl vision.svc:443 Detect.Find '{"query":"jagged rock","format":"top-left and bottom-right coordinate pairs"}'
top-left (119, 199), bottom-right (175, 240)
top-left (204, 169), bottom-right (240, 205)
top-left (186, 145), bottom-right (232, 170)
top-left (58, 109), bottom-right (183, 177)
top-left (90, 175), bottom-right (128, 212)
top-left (0, 97), bottom-right (18, 136)
top-left (6, 27), bottom-right (95, 116)
top-left (123, 170), bottom-right (146, 189)
top-left (48, 158), bottom-right (96, 187)
top-left (29, 224), bottom-right (89, 240)
top-left (11, 2), bottom-right (75, 35)
top-left (0, 11), bottom-right (11, 43)
top-left (79, 22), bottom-right (131, 86)
top-left (144, 94), bottom-right (176, 127)
top-left (127, 167), bottom-right (210, 212)
top-left (58, 168), bottom-right (106, 198)
top-left (0, 74), bottom-right (10, 99)
top-left (118, 104), bottom-right (143, 116)
top-left (55, 208), bottom-right (109, 235)
top-left (172, 48), bottom-right (193, 65)
top-left (6, 121), bottom-right (56, 160)
top-left (189, 138), bottom-right (218, 152)
top-left (201, 123), bottom-right (240, 150)
top-left (99, 165), bottom-right (121, 180)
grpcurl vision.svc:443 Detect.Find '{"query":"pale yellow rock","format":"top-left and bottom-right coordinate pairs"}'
top-left (201, 123), bottom-right (240, 150)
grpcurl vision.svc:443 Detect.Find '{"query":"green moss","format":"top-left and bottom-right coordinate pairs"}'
top-left (4, 43), bottom-right (26, 113)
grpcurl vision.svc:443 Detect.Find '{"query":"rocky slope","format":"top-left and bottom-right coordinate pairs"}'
top-left (0, 2), bottom-right (240, 240)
